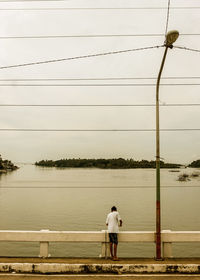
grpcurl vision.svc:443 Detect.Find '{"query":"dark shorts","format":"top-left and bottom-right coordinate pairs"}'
top-left (109, 233), bottom-right (118, 244)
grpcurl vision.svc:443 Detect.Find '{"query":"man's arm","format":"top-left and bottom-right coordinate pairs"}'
top-left (106, 215), bottom-right (109, 226)
top-left (118, 213), bottom-right (122, 227)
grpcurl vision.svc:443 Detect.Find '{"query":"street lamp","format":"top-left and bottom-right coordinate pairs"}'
top-left (156, 30), bottom-right (179, 260)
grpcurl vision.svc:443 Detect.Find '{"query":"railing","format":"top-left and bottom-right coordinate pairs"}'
top-left (0, 229), bottom-right (200, 258)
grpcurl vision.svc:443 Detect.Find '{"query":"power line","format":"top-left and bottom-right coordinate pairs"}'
top-left (0, 186), bottom-right (154, 189)
top-left (165, 0), bottom-right (171, 36)
top-left (0, 186), bottom-right (160, 189)
top-left (0, 103), bottom-right (200, 107)
top-left (174, 46), bottom-right (200, 53)
top-left (0, 7), bottom-right (200, 10)
top-left (0, 0), bottom-right (64, 1)
top-left (0, 128), bottom-right (200, 132)
top-left (0, 83), bottom-right (200, 86)
top-left (0, 186), bottom-right (199, 189)
top-left (0, 34), bottom-right (199, 39)
top-left (0, 44), bottom-right (198, 71)
top-left (0, 77), bottom-right (200, 81)
top-left (0, 45), bottom-right (163, 70)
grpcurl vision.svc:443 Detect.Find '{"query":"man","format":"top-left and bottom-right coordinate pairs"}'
top-left (106, 206), bottom-right (122, 261)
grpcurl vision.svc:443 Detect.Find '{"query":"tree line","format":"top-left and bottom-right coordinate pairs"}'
top-left (0, 155), bottom-right (18, 172)
top-left (188, 160), bottom-right (200, 168)
top-left (35, 158), bottom-right (182, 169)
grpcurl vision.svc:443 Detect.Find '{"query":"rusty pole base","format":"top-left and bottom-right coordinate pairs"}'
top-left (155, 257), bottom-right (164, 261)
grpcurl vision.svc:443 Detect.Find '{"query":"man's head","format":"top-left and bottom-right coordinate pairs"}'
top-left (111, 206), bottom-right (117, 212)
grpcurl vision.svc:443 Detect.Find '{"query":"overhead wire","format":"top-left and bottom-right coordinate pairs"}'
top-left (0, 0), bottom-right (64, 1)
top-left (0, 45), bottom-right (163, 70)
top-left (0, 104), bottom-right (200, 107)
top-left (0, 34), bottom-right (200, 39)
top-left (0, 128), bottom-right (200, 132)
top-left (0, 186), bottom-right (199, 189)
top-left (0, 5), bottom-right (198, 135)
top-left (0, 7), bottom-right (200, 10)
top-left (0, 45), bottom-right (199, 71)
top-left (0, 83), bottom-right (200, 86)
top-left (0, 77), bottom-right (200, 81)
top-left (165, 0), bottom-right (171, 36)
top-left (174, 46), bottom-right (200, 53)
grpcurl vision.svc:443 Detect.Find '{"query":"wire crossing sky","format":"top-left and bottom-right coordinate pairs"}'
top-left (0, 45), bottom-right (163, 70)
top-left (1, 33), bottom-right (200, 38)
top-left (165, 0), bottom-right (171, 36)
top-left (0, 45), bottom-right (199, 70)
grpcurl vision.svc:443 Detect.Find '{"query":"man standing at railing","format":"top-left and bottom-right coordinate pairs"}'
top-left (106, 206), bottom-right (123, 261)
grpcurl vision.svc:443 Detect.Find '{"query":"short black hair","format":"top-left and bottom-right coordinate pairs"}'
top-left (111, 206), bottom-right (117, 211)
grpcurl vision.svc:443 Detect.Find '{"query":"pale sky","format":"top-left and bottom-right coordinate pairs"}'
top-left (0, 0), bottom-right (199, 164)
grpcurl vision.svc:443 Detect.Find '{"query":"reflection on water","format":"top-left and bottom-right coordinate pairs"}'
top-left (0, 164), bottom-right (200, 257)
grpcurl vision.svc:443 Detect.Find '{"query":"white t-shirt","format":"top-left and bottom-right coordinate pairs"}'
top-left (106, 211), bottom-right (122, 233)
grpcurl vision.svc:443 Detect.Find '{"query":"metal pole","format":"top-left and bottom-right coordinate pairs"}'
top-left (156, 46), bottom-right (168, 260)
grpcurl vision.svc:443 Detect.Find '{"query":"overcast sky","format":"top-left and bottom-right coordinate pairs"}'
top-left (0, 0), bottom-right (199, 164)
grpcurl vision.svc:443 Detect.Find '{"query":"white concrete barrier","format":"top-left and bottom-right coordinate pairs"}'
top-left (162, 230), bottom-right (200, 258)
top-left (0, 229), bottom-right (200, 258)
top-left (1, 263), bottom-right (200, 274)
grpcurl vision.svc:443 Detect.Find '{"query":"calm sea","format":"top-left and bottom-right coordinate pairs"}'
top-left (0, 164), bottom-right (200, 258)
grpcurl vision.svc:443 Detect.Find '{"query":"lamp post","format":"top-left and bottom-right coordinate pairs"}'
top-left (156, 30), bottom-right (179, 260)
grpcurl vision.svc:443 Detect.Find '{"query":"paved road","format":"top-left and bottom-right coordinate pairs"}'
top-left (1, 274), bottom-right (200, 280)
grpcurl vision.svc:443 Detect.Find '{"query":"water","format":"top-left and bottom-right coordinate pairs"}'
top-left (0, 164), bottom-right (200, 258)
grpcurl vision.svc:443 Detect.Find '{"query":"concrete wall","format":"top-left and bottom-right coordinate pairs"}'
top-left (0, 229), bottom-right (200, 258)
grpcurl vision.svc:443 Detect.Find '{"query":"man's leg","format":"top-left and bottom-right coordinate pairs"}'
top-left (110, 242), bottom-right (113, 258)
top-left (113, 234), bottom-right (119, 260)
top-left (113, 243), bottom-right (117, 258)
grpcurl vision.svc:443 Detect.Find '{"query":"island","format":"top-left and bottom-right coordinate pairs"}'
top-left (35, 158), bottom-right (182, 169)
top-left (188, 159), bottom-right (200, 168)
top-left (0, 155), bottom-right (19, 173)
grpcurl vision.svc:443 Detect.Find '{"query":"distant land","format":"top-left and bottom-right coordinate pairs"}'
top-left (0, 155), bottom-right (19, 173)
top-left (189, 159), bottom-right (200, 168)
top-left (35, 158), bottom-right (182, 169)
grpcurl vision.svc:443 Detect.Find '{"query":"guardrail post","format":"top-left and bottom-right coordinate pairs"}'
top-left (100, 230), bottom-right (110, 259)
top-left (162, 230), bottom-right (173, 258)
top-left (39, 229), bottom-right (50, 258)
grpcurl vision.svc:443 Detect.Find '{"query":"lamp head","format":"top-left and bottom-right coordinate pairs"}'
top-left (165, 30), bottom-right (179, 47)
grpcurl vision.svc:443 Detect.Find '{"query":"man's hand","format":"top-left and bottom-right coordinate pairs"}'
top-left (119, 220), bottom-right (123, 227)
